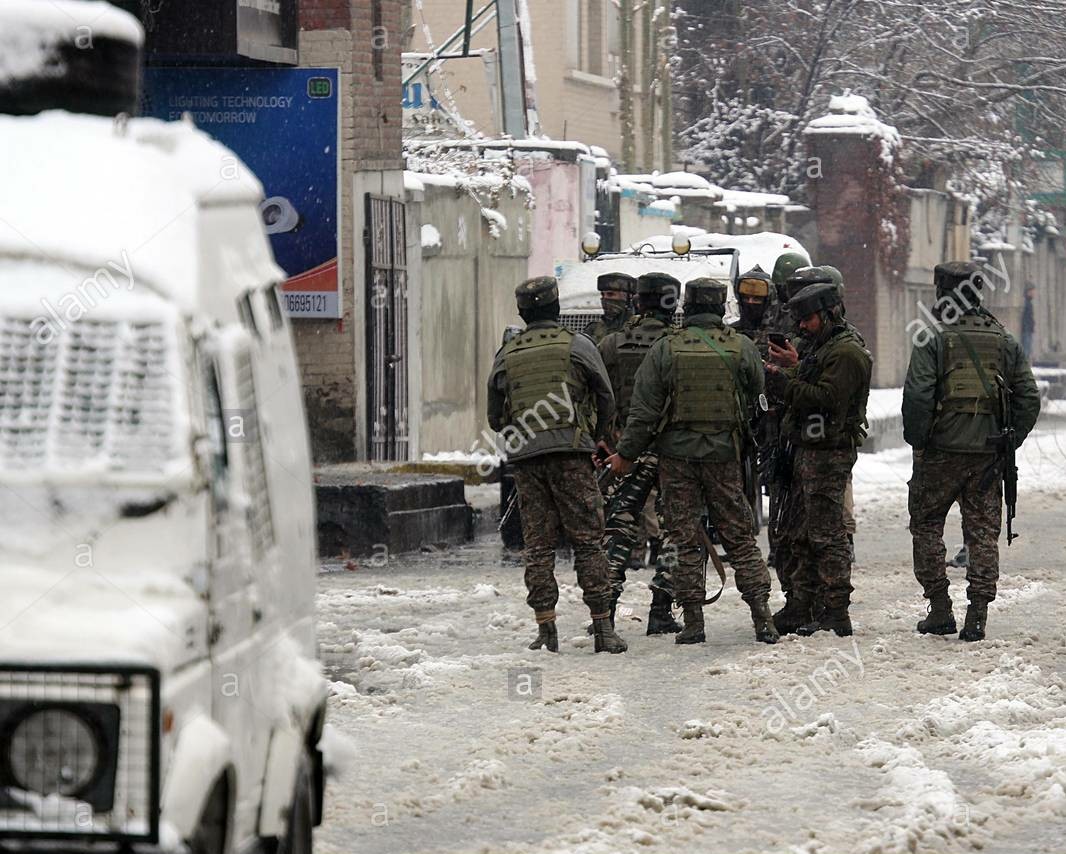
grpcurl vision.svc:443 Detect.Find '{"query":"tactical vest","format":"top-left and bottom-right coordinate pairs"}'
top-left (501, 325), bottom-right (590, 435)
top-left (937, 315), bottom-right (1005, 417)
top-left (667, 325), bottom-right (745, 433)
top-left (610, 318), bottom-right (669, 426)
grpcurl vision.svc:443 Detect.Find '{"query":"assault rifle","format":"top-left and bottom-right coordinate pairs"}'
top-left (982, 375), bottom-right (1019, 545)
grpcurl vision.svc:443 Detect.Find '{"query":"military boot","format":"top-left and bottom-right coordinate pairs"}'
top-left (528, 615), bottom-right (559, 653)
top-left (586, 597), bottom-right (618, 635)
top-left (646, 588), bottom-right (682, 635)
top-left (916, 591), bottom-right (957, 635)
top-left (959, 600), bottom-right (988, 642)
top-left (592, 616), bottom-right (628, 653)
top-left (772, 594), bottom-right (812, 636)
top-left (674, 604), bottom-right (705, 645)
top-left (750, 599), bottom-right (780, 645)
top-left (797, 606), bottom-right (853, 637)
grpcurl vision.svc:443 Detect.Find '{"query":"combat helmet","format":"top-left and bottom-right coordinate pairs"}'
top-left (788, 282), bottom-right (842, 321)
top-left (772, 251), bottom-right (809, 300)
top-left (684, 277), bottom-right (729, 314)
top-left (785, 267), bottom-right (834, 302)
top-left (636, 272), bottom-right (682, 310)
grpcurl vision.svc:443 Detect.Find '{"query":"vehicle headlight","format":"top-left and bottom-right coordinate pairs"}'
top-left (8, 708), bottom-right (102, 796)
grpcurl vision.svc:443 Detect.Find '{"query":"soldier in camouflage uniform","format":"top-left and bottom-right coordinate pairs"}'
top-left (608, 278), bottom-right (779, 646)
top-left (903, 262), bottom-right (1040, 641)
top-left (487, 277), bottom-right (628, 654)
top-left (583, 273), bottom-right (637, 344)
top-left (598, 272), bottom-right (682, 635)
top-left (768, 282), bottom-right (872, 637)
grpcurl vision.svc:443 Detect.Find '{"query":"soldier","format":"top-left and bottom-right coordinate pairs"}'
top-left (583, 272), bottom-right (637, 344)
top-left (903, 262), bottom-right (1040, 641)
top-left (767, 251), bottom-right (809, 331)
top-left (598, 272), bottom-right (682, 634)
top-left (487, 277), bottom-right (628, 654)
top-left (768, 282), bottom-right (872, 637)
top-left (607, 278), bottom-right (779, 646)
top-left (730, 265), bottom-right (774, 355)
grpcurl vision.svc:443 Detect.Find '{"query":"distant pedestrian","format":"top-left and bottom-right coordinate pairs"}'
top-left (1022, 284), bottom-right (1036, 359)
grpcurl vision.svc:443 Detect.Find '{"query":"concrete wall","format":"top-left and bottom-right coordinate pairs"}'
top-left (409, 184), bottom-right (531, 456)
top-left (293, 0), bottom-right (405, 463)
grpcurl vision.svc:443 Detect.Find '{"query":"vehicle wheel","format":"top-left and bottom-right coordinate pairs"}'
top-left (278, 752), bottom-right (315, 854)
top-left (188, 777), bottom-right (229, 854)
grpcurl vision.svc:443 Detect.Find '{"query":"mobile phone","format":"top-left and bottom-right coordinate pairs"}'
top-left (768, 332), bottom-right (789, 348)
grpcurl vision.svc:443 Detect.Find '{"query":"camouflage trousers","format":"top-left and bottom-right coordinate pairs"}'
top-left (512, 454), bottom-right (611, 615)
top-left (603, 453), bottom-right (675, 602)
top-left (778, 447), bottom-right (856, 610)
top-left (909, 449), bottom-right (1002, 603)
top-left (658, 456), bottom-right (771, 607)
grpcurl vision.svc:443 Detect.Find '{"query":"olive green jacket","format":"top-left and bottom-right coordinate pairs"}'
top-left (617, 313), bottom-right (764, 463)
top-left (783, 324), bottom-right (872, 450)
top-left (902, 310), bottom-right (1040, 453)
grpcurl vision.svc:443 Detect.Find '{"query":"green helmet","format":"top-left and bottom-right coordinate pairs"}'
top-left (684, 277), bottom-right (729, 313)
top-left (772, 252), bottom-right (809, 287)
top-left (515, 276), bottom-right (559, 309)
top-left (819, 265), bottom-right (844, 288)
top-left (788, 283), bottom-right (842, 321)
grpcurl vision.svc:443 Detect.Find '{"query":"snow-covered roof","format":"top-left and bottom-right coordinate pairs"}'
top-left (717, 189), bottom-right (791, 208)
top-left (0, 112), bottom-right (275, 312)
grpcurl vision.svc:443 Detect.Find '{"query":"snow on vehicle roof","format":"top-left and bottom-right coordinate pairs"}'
top-left (557, 252), bottom-right (738, 311)
top-left (0, 111), bottom-right (278, 312)
top-left (628, 232), bottom-right (811, 279)
top-left (0, 0), bottom-right (144, 46)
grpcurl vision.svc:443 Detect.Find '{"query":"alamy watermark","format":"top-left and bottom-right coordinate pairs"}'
top-left (761, 637), bottom-right (864, 734)
top-left (30, 251), bottom-right (136, 345)
top-left (467, 383), bottom-right (577, 477)
top-left (906, 256), bottom-right (1011, 348)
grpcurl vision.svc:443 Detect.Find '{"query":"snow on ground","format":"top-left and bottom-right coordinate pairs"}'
top-left (316, 425), bottom-right (1066, 854)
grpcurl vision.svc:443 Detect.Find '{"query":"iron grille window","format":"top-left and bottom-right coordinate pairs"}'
top-left (0, 316), bottom-right (177, 474)
top-left (234, 349), bottom-right (275, 558)
top-left (0, 665), bottom-right (161, 843)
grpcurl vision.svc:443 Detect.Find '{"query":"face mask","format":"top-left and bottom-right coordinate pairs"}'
top-left (601, 298), bottom-right (628, 319)
top-left (740, 300), bottom-right (767, 326)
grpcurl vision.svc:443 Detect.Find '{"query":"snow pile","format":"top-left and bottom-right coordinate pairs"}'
top-left (718, 188), bottom-right (791, 208)
top-left (646, 198), bottom-right (677, 216)
top-left (420, 223), bottom-right (441, 250)
top-left (805, 92), bottom-right (901, 165)
top-left (480, 206), bottom-right (508, 237)
top-left (855, 738), bottom-right (970, 853)
top-left (403, 171), bottom-right (425, 193)
top-left (678, 719), bottom-right (723, 740)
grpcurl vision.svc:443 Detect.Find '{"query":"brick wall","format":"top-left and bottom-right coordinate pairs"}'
top-left (293, 0), bottom-right (404, 463)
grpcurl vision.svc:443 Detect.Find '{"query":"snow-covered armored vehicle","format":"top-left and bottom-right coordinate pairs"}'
top-left (0, 4), bottom-right (327, 853)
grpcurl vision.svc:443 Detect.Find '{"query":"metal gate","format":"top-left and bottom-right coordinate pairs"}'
top-left (365, 194), bottom-right (410, 461)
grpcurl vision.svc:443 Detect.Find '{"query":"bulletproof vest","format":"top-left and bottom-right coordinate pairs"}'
top-left (611, 318), bottom-right (669, 426)
top-left (937, 315), bottom-right (1005, 417)
top-left (501, 326), bottom-right (588, 433)
top-left (667, 326), bottom-right (744, 433)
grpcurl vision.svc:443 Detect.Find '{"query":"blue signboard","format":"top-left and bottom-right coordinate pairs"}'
top-left (142, 67), bottom-right (340, 317)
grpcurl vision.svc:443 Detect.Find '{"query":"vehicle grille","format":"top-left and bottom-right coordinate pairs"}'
top-left (0, 316), bottom-right (177, 474)
top-left (0, 665), bottom-right (160, 843)
top-left (559, 312), bottom-right (600, 335)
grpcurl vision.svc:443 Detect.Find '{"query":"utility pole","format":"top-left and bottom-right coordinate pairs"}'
top-left (619, 0), bottom-right (636, 171)
top-left (658, 0), bottom-right (673, 171)
top-left (496, 0), bottom-right (528, 138)
top-left (641, 0), bottom-right (657, 172)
